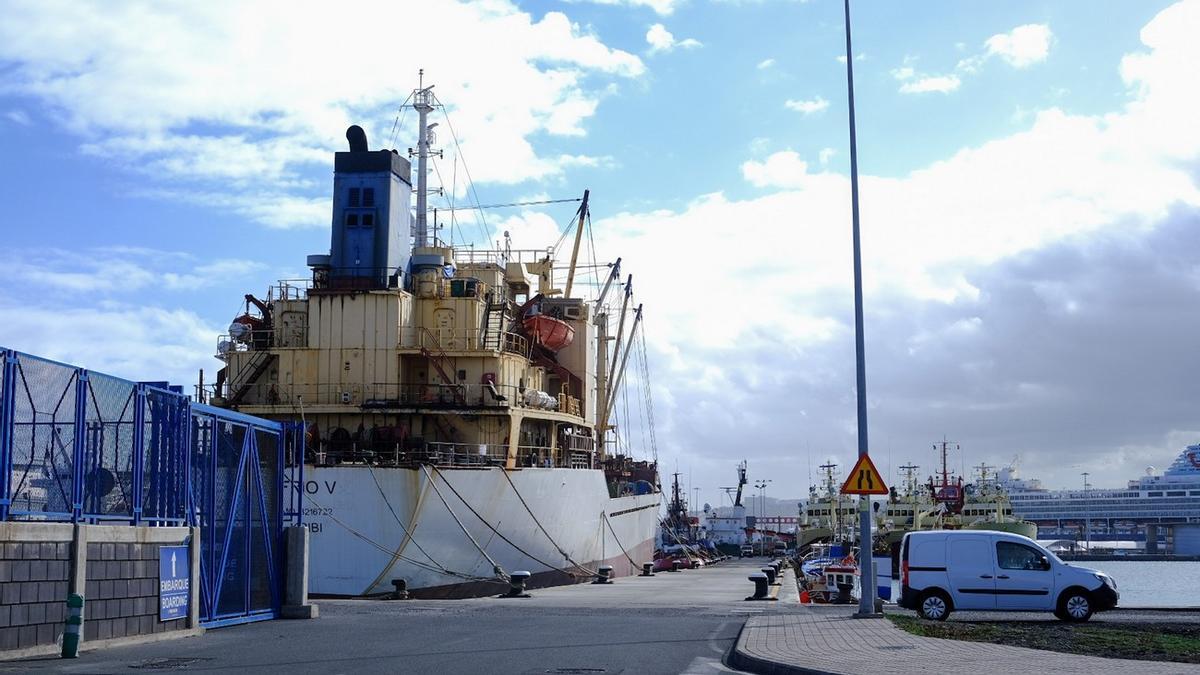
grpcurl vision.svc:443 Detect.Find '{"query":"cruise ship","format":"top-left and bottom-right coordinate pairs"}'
top-left (1000, 444), bottom-right (1200, 552)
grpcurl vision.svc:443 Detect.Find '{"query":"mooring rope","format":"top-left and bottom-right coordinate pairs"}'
top-left (431, 467), bottom-right (589, 579)
top-left (419, 465), bottom-right (509, 581)
top-left (601, 511), bottom-right (640, 571)
top-left (361, 462), bottom-right (452, 592)
top-left (302, 492), bottom-right (498, 584)
top-left (499, 468), bottom-right (598, 577)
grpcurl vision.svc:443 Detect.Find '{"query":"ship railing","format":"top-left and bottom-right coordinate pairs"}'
top-left (269, 279), bottom-right (311, 301)
top-left (214, 329), bottom-right (278, 358)
top-left (516, 445), bottom-right (594, 470)
top-left (310, 440), bottom-right (510, 468)
top-left (200, 380), bottom-right (562, 411)
top-left (453, 247), bottom-right (555, 266)
top-left (399, 327), bottom-right (528, 355)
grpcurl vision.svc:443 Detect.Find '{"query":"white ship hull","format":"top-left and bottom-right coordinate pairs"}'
top-left (302, 465), bottom-right (660, 598)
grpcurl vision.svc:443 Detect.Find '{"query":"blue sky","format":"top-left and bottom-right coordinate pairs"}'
top-left (1, 0), bottom-right (1197, 501)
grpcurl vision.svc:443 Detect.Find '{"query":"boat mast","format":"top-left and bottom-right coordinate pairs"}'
top-left (563, 190), bottom-right (590, 298)
top-left (603, 304), bottom-right (642, 426)
top-left (413, 72), bottom-right (435, 249)
top-left (593, 259), bottom-right (621, 455)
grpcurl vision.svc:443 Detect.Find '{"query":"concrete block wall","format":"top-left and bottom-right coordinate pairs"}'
top-left (0, 527), bottom-right (73, 652)
top-left (83, 539), bottom-right (188, 642)
top-left (0, 522), bottom-right (197, 657)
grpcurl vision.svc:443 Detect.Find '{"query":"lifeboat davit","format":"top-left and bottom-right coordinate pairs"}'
top-left (523, 314), bottom-right (575, 351)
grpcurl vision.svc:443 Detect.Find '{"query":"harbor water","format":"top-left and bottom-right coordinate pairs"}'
top-left (1083, 560), bottom-right (1200, 608)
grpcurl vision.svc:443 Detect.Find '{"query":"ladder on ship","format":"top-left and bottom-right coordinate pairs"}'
top-left (419, 328), bottom-right (466, 405)
top-left (227, 350), bottom-right (276, 406)
top-left (479, 292), bottom-right (508, 351)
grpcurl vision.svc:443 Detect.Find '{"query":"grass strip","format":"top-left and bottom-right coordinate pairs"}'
top-left (886, 615), bottom-right (1200, 664)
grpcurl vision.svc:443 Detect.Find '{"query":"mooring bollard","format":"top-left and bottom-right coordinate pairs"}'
top-left (670, 560), bottom-right (682, 572)
top-left (498, 570), bottom-right (532, 598)
top-left (593, 565), bottom-right (614, 584)
top-left (761, 566), bottom-right (777, 586)
top-left (745, 572), bottom-right (774, 601)
top-left (61, 593), bottom-right (83, 658)
top-left (391, 578), bottom-right (409, 600)
top-left (641, 562), bottom-right (655, 577)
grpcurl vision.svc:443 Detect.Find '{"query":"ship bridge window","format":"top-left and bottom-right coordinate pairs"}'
top-left (363, 187), bottom-right (375, 207)
top-left (362, 213), bottom-right (374, 227)
top-left (349, 187), bottom-right (361, 207)
top-left (1167, 491), bottom-right (1186, 497)
top-left (345, 213), bottom-right (359, 227)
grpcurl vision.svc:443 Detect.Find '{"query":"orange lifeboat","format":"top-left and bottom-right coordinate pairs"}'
top-left (523, 314), bottom-right (575, 351)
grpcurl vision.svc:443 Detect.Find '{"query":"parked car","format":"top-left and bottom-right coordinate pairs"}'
top-left (897, 530), bottom-right (1118, 622)
top-left (740, 545), bottom-right (754, 558)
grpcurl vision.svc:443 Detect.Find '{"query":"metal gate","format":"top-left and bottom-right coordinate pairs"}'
top-left (188, 405), bottom-right (303, 628)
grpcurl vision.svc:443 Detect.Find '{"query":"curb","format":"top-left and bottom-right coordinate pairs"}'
top-left (724, 620), bottom-right (834, 675)
top-left (0, 627), bottom-right (205, 662)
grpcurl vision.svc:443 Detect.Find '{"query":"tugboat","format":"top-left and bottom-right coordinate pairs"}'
top-left (201, 78), bottom-right (661, 598)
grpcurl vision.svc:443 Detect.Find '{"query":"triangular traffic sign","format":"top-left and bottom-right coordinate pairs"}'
top-left (840, 454), bottom-right (889, 495)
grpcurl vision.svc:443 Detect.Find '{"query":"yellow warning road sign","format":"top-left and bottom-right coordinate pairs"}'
top-left (840, 454), bottom-right (889, 495)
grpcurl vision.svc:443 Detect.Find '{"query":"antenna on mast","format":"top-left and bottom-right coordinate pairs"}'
top-left (410, 69), bottom-right (440, 249)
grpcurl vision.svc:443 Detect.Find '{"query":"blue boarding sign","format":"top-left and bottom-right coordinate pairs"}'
top-left (159, 545), bottom-right (190, 621)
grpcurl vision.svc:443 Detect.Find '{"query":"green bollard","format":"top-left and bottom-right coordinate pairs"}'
top-left (61, 593), bottom-right (84, 658)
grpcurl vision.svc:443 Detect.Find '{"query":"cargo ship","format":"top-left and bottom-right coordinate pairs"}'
top-left (201, 80), bottom-right (661, 598)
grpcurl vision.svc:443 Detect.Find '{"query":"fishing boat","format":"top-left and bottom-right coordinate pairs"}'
top-left (201, 79), bottom-right (661, 598)
top-left (875, 441), bottom-right (1038, 559)
top-left (796, 462), bottom-right (860, 549)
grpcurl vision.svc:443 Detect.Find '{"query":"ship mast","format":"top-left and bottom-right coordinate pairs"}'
top-left (413, 72), bottom-right (435, 248)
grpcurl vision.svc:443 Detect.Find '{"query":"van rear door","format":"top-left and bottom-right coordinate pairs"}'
top-left (947, 538), bottom-right (996, 610)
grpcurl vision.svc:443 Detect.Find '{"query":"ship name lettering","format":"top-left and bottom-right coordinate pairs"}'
top-left (304, 480), bottom-right (337, 495)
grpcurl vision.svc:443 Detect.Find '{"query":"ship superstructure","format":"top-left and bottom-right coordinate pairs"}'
top-left (203, 80), bottom-right (660, 597)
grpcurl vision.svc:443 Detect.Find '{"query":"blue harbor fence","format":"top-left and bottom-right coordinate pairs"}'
top-left (0, 347), bottom-right (304, 627)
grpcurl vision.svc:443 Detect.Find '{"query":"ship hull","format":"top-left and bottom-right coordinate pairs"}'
top-left (301, 465), bottom-right (660, 598)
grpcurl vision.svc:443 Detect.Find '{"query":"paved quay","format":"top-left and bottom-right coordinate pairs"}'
top-left (731, 606), bottom-right (1200, 675)
top-left (8, 559), bottom-right (1195, 674)
top-left (2, 558), bottom-right (796, 675)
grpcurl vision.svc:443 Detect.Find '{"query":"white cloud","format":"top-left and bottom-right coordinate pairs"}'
top-left (818, 148), bottom-right (836, 164)
top-left (896, 23), bottom-right (1052, 95)
top-left (740, 150), bottom-right (814, 189)
top-left (784, 96), bottom-right (829, 115)
top-left (572, 0), bottom-right (682, 16)
top-left (985, 24), bottom-right (1054, 68)
top-left (899, 74), bottom-right (962, 94)
top-left (0, 248), bottom-right (267, 293)
top-left (0, 302), bottom-right (220, 387)
top-left (645, 23), bottom-right (702, 53)
top-left (0, 2), bottom-right (644, 229)
top-left (757, 58), bottom-right (776, 70)
top-left (4, 110), bottom-right (30, 125)
top-left (589, 0), bottom-right (1200, 351)
top-left (834, 53), bottom-right (866, 64)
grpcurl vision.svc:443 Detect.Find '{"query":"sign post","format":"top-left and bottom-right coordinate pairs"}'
top-left (159, 545), bottom-right (190, 622)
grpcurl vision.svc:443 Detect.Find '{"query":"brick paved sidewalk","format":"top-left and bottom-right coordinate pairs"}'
top-left (730, 609), bottom-right (1197, 674)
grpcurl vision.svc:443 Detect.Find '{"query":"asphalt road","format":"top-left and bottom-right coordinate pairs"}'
top-left (4, 559), bottom-right (791, 675)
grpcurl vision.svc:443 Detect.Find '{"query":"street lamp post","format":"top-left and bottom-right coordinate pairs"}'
top-left (840, 0), bottom-right (878, 617)
top-left (754, 479), bottom-right (772, 553)
top-left (1082, 472), bottom-right (1091, 552)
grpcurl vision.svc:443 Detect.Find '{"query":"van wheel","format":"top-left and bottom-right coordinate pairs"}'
top-left (1057, 588), bottom-right (1093, 622)
top-left (917, 590), bottom-right (951, 621)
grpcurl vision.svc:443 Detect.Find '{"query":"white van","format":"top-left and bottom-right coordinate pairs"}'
top-left (898, 530), bottom-right (1118, 622)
